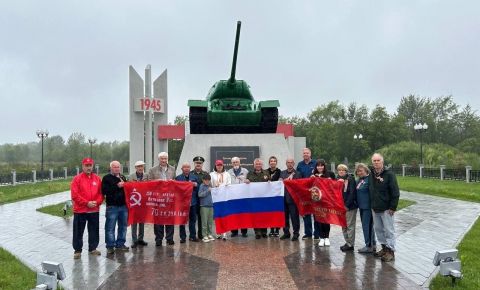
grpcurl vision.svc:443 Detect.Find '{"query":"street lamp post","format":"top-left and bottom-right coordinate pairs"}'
top-left (36, 129), bottom-right (49, 173)
top-left (353, 133), bottom-right (363, 162)
top-left (88, 138), bottom-right (97, 158)
top-left (414, 123), bottom-right (428, 164)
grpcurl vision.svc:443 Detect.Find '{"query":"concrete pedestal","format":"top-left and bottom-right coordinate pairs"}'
top-left (177, 133), bottom-right (305, 175)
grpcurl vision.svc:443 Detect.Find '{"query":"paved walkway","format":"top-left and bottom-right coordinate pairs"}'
top-left (0, 190), bottom-right (479, 289)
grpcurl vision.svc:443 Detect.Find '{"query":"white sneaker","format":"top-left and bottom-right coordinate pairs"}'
top-left (318, 239), bottom-right (325, 247)
top-left (222, 233), bottom-right (227, 240)
top-left (208, 235), bottom-right (215, 241)
top-left (202, 237), bottom-right (210, 243)
top-left (324, 238), bottom-right (330, 246)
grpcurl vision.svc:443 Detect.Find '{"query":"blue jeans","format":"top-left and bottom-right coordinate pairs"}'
top-left (105, 205), bottom-right (128, 248)
top-left (373, 210), bottom-right (395, 251)
top-left (180, 205), bottom-right (197, 240)
top-left (359, 209), bottom-right (376, 247)
top-left (302, 215), bottom-right (320, 238)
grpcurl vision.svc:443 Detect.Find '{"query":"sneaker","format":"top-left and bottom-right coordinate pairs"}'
top-left (222, 233), bottom-right (227, 241)
top-left (324, 238), bottom-right (330, 246)
top-left (381, 248), bottom-right (395, 262)
top-left (115, 245), bottom-right (130, 252)
top-left (358, 246), bottom-right (374, 254)
top-left (274, 232), bottom-right (280, 237)
top-left (137, 240), bottom-right (148, 246)
top-left (107, 247), bottom-right (115, 255)
top-left (167, 240), bottom-right (175, 245)
top-left (202, 237), bottom-right (210, 243)
top-left (302, 235), bottom-right (312, 240)
top-left (208, 235), bottom-right (215, 241)
top-left (374, 245), bottom-right (387, 258)
top-left (318, 239), bottom-right (325, 247)
top-left (313, 236), bottom-right (320, 241)
top-left (291, 234), bottom-right (299, 241)
top-left (340, 244), bottom-right (354, 252)
top-left (280, 234), bottom-right (291, 240)
top-left (73, 251), bottom-right (81, 259)
top-left (89, 249), bottom-right (101, 256)
top-left (268, 232), bottom-right (275, 237)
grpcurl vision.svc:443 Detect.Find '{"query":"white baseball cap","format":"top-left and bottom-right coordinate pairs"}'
top-left (134, 161), bottom-right (146, 167)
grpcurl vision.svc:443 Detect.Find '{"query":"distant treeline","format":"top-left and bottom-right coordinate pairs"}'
top-left (284, 94), bottom-right (480, 168)
top-left (1, 95), bottom-right (479, 171)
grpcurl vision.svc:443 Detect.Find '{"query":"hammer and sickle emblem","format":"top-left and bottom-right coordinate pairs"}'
top-left (310, 186), bottom-right (322, 202)
top-left (130, 189), bottom-right (142, 207)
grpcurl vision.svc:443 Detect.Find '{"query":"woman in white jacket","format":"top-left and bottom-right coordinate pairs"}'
top-left (210, 159), bottom-right (231, 240)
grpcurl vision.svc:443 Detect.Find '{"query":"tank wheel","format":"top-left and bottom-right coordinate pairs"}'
top-left (260, 108), bottom-right (278, 133)
top-left (189, 107), bottom-right (207, 134)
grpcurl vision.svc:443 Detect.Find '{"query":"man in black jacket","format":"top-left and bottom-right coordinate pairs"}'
top-left (369, 153), bottom-right (400, 262)
top-left (102, 160), bottom-right (129, 255)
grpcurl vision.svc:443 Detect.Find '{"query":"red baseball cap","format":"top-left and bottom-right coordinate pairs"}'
top-left (215, 160), bottom-right (224, 166)
top-left (82, 158), bottom-right (94, 165)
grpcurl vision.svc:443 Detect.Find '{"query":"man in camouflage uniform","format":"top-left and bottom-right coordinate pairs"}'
top-left (246, 158), bottom-right (271, 239)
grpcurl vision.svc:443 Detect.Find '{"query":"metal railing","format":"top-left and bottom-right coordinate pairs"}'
top-left (389, 165), bottom-right (479, 183)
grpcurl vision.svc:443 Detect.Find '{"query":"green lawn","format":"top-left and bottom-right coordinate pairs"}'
top-left (429, 217), bottom-right (480, 289)
top-left (398, 176), bottom-right (480, 203)
top-left (396, 176), bottom-right (480, 289)
top-left (37, 201), bottom-right (73, 218)
top-left (0, 248), bottom-right (36, 290)
top-left (0, 179), bottom-right (71, 204)
top-left (397, 198), bottom-right (416, 210)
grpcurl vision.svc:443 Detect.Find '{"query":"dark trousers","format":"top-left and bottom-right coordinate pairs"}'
top-left (254, 228), bottom-right (267, 235)
top-left (196, 204), bottom-right (203, 238)
top-left (283, 202), bottom-right (300, 236)
top-left (180, 205), bottom-right (197, 240)
top-left (360, 208), bottom-right (376, 247)
top-left (154, 225), bottom-right (174, 242)
top-left (131, 223), bottom-right (145, 243)
top-left (231, 229), bottom-right (248, 235)
top-left (303, 214), bottom-right (320, 237)
top-left (319, 222), bottom-right (331, 238)
top-left (72, 212), bottom-right (99, 252)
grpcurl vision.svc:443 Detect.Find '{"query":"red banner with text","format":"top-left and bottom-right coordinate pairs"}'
top-left (283, 178), bottom-right (347, 227)
top-left (124, 180), bottom-right (193, 226)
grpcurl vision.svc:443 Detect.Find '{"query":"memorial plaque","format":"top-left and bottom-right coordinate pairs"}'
top-left (210, 146), bottom-right (259, 172)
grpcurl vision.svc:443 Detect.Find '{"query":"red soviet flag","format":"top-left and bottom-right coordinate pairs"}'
top-left (283, 177), bottom-right (347, 227)
top-left (124, 180), bottom-right (193, 225)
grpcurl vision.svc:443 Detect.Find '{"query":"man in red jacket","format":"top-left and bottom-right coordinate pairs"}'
top-left (71, 158), bottom-right (104, 259)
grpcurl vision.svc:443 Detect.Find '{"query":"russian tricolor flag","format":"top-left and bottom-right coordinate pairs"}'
top-left (211, 181), bottom-right (285, 234)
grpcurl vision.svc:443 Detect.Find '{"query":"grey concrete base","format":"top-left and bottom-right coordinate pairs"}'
top-left (177, 133), bottom-right (305, 175)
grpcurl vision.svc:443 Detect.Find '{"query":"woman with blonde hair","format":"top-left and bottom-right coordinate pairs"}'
top-left (337, 164), bottom-right (358, 252)
top-left (355, 163), bottom-right (376, 253)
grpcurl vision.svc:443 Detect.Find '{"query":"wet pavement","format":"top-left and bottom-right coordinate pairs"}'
top-left (1, 190), bottom-right (479, 289)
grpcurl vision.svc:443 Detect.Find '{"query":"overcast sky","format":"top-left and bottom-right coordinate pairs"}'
top-left (1, 0), bottom-right (479, 144)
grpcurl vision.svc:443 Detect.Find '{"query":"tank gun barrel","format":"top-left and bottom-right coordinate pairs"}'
top-left (229, 21), bottom-right (241, 83)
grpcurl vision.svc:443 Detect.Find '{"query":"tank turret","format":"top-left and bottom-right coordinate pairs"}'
top-left (188, 21), bottom-right (279, 134)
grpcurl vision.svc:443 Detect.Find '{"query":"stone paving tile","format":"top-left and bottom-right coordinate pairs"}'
top-left (0, 191), bottom-right (120, 289)
top-left (1, 189), bottom-right (479, 289)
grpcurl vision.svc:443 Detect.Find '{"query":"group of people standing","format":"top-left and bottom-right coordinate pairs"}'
top-left (70, 148), bottom-right (399, 263)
